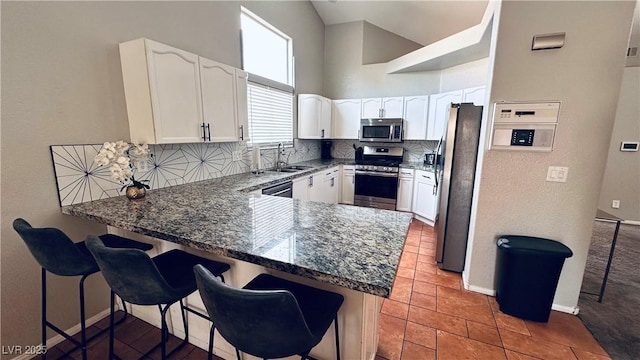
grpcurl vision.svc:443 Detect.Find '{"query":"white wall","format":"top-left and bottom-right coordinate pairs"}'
top-left (323, 21), bottom-right (441, 99)
top-left (465, 1), bottom-right (635, 311)
top-left (439, 57), bottom-right (490, 92)
top-left (0, 1), bottom-right (324, 350)
top-left (598, 67), bottom-right (640, 221)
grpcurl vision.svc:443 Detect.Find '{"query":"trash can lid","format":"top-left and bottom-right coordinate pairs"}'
top-left (497, 235), bottom-right (573, 258)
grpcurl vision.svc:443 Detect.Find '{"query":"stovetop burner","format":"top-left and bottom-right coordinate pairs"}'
top-left (355, 145), bottom-right (404, 173)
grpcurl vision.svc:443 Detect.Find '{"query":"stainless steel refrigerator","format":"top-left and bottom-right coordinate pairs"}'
top-left (435, 103), bottom-right (483, 272)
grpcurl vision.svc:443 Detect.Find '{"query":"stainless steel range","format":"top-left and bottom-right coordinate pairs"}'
top-left (354, 146), bottom-right (404, 210)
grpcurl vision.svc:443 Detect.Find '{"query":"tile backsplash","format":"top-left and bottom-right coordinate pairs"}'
top-left (330, 140), bottom-right (439, 162)
top-left (51, 139), bottom-right (320, 206)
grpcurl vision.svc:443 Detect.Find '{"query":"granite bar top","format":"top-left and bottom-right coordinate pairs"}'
top-left (62, 160), bottom-right (412, 297)
top-left (399, 162), bottom-right (437, 172)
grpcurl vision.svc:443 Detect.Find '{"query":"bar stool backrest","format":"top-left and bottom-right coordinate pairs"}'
top-left (85, 236), bottom-right (181, 305)
top-left (194, 265), bottom-right (317, 359)
top-left (13, 218), bottom-right (97, 276)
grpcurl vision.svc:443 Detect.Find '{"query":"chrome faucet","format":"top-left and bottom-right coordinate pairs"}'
top-left (276, 143), bottom-right (287, 171)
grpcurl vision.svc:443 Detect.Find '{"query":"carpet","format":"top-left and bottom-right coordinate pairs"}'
top-left (578, 220), bottom-right (640, 360)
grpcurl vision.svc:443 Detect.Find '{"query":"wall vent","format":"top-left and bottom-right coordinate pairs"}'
top-left (628, 47), bottom-right (639, 57)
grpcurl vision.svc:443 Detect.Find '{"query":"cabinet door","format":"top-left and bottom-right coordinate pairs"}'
top-left (308, 173), bottom-right (325, 203)
top-left (396, 169), bottom-right (415, 212)
top-left (293, 176), bottom-right (310, 200)
top-left (319, 96), bottom-right (332, 139)
top-left (403, 96), bottom-right (429, 140)
top-left (298, 95), bottom-right (322, 139)
top-left (412, 171), bottom-right (436, 220)
top-left (236, 69), bottom-right (249, 141)
top-left (427, 90), bottom-right (463, 141)
top-left (462, 86), bottom-right (486, 106)
top-left (341, 166), bottom-right (355, 205)
top-left (361, 98), bottom-right (383, 118)
top-left (200, 57), bottom-right (238, 142)
top-left (146, 40), bottom-right (203, 143)
top-left (333, 99), bottom-right (361, 139)
top-left (382, 97), bottom-right (404, 118)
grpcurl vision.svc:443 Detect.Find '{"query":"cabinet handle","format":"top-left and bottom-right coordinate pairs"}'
top-left (331, 178), bottom-right (335, 187)
top-left (378, 108), bottom-right (382, 118)
top-left (352, 176), bottom-right (355, 184)
top-left (433, 185), bottom-right (437, 195)
top-left (321, 129), bottom-right (325, 138)
top-left (239, 125), bottom-right (244, 140)
top-left (201, 123), bottom-right (207, 141)
top-left (206, 123), bottom-right (211, 141)
top-left (309, 176), bottom-right (313, 187)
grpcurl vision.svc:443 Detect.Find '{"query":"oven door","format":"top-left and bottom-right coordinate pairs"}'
top-left (354, 171), bottom-right (399, 210)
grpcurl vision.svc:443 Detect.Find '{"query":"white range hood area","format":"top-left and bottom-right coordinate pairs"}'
top-left (386, 2), bottom-right (496, 73)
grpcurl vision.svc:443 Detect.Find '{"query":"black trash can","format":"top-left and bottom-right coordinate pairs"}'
top-left (496, 235), bottom-right (573, 322)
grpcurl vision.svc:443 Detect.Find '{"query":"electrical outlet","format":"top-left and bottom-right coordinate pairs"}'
top-left (612, 200), bottom-right (620, 209)
top-left (232, 150), bottom-right (242, 162)
top-left (546, 166), bottom-right (569, 182)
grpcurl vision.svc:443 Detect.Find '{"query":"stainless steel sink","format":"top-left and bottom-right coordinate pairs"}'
top-left (271, 165), bottom-right (314, 173)
top-left (282, 165), bottom-right (313, 171)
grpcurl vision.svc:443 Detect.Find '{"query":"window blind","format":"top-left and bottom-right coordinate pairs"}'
top-left (247, 81), bottom-right (294, 147)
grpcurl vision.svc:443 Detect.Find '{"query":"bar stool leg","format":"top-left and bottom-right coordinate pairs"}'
top-left (334, 315), bottom-right (340, 360)
top-left (207, 325), bottom-right (215, 360)
top-left (108, 291), bottom-right (116, 359)
top-left (160, 304), bottom-right (169, 360)
top-left (41, 268), bottom-right (47, 360)
top-left (78, 274), bottom-right (89, 360)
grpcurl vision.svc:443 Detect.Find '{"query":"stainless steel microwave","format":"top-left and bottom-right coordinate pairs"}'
top-left (359, 118), bottom-right (403, 143)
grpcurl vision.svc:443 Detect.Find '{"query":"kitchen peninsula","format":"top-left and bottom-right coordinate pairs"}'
top-left (62, 164), bottom-right (413, 360)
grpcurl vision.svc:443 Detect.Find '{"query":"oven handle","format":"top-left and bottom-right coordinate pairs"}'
top-left (355, 170), bottom-right (399, 178)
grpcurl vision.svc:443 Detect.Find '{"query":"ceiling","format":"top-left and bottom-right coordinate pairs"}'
top-left (310, 0), bottom-right (488, 46)
top-left (311, 0), bottom-right (640, 67)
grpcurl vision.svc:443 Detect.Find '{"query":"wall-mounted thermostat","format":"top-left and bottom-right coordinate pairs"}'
top-left (490, 101), bottom-right (561, 152)
top-left (620, 141), bottom-right (639, 152)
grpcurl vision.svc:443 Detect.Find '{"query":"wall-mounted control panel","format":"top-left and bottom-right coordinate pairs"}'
top-left (490, 101), bottom-right (561, 152)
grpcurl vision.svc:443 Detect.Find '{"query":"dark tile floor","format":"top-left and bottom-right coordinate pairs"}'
top-left (35, 312), bottom-right (220, 360)
top-left (375, 220), bottom-right (611, 360)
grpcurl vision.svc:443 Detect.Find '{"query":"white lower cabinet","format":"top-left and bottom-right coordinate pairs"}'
top-left (322, 167), bottom-right (340, 204)
top-left (341, 165), bottom-right (355, 205)
top-left (293, 171), bottom-right (325, 202)
top-left (396, 169), bottom-right (414, 212)
top-left (412, 170), bottom-right (437, 222)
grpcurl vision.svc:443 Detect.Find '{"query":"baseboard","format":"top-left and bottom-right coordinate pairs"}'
top-left (552, 303), bottom-right (580, 315)
top-left (466, 284), bottom-right (496, 296)
top-left (9, 308), bottom-right (112, 360)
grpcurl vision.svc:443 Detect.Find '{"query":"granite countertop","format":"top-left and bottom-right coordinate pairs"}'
top-left (62, 160), bottom-right (412, 297)
top-left (399, 161), bottom-right (437, 172)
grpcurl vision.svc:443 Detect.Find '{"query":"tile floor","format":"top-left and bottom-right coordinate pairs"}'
top-left (375, 220), bottom-right (611, 360)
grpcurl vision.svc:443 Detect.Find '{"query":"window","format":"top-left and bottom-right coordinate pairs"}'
top-left (241, 8), bottom-right (294, 147)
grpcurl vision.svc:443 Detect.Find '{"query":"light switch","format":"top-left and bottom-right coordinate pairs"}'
top-left (546, 166), bottom-right (569, 182)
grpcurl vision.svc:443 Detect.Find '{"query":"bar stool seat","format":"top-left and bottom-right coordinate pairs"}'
top-left (12, 218), bottom-right (153, 360)
top-left (86, 236), bottom-right (230, 359)
top-left (194, 265), bottom-right (344, 360)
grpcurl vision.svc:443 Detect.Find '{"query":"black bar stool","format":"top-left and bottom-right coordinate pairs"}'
top-left (85, 235), bottom-right (230, 359)
top-left (194, 265), bottom-right (344, 360)
top-left (12, 218), bottom-right (154, 360)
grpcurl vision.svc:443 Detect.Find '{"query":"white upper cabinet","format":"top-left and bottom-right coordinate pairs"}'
top-left (361, 97), bottom-right (404, 118)
top-left (462, 86), bottom-right (486, 106)
top-left (332, 99), bottom-right (362, 139)
top-left (235, 69), bottom-right (249, 142)
top-left (200, 57), bottom-right (238, 142)
top-left (120, 38), bottom-right (247, 144)
top-left (298, 94), bottom-right (332, 139)
top-left (427, 90), bottom-right (463, 141)
top-left (121, 38), bottom-right (204, 144)
top-left (403, 96), bottom-right (429, 140)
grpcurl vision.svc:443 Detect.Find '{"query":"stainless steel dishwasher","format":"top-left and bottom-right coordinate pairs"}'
top-left (261, 181), bottom-right (293, 198)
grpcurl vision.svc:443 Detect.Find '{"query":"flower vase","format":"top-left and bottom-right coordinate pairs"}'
top-left (125, 186), bottom-right (146, 200)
